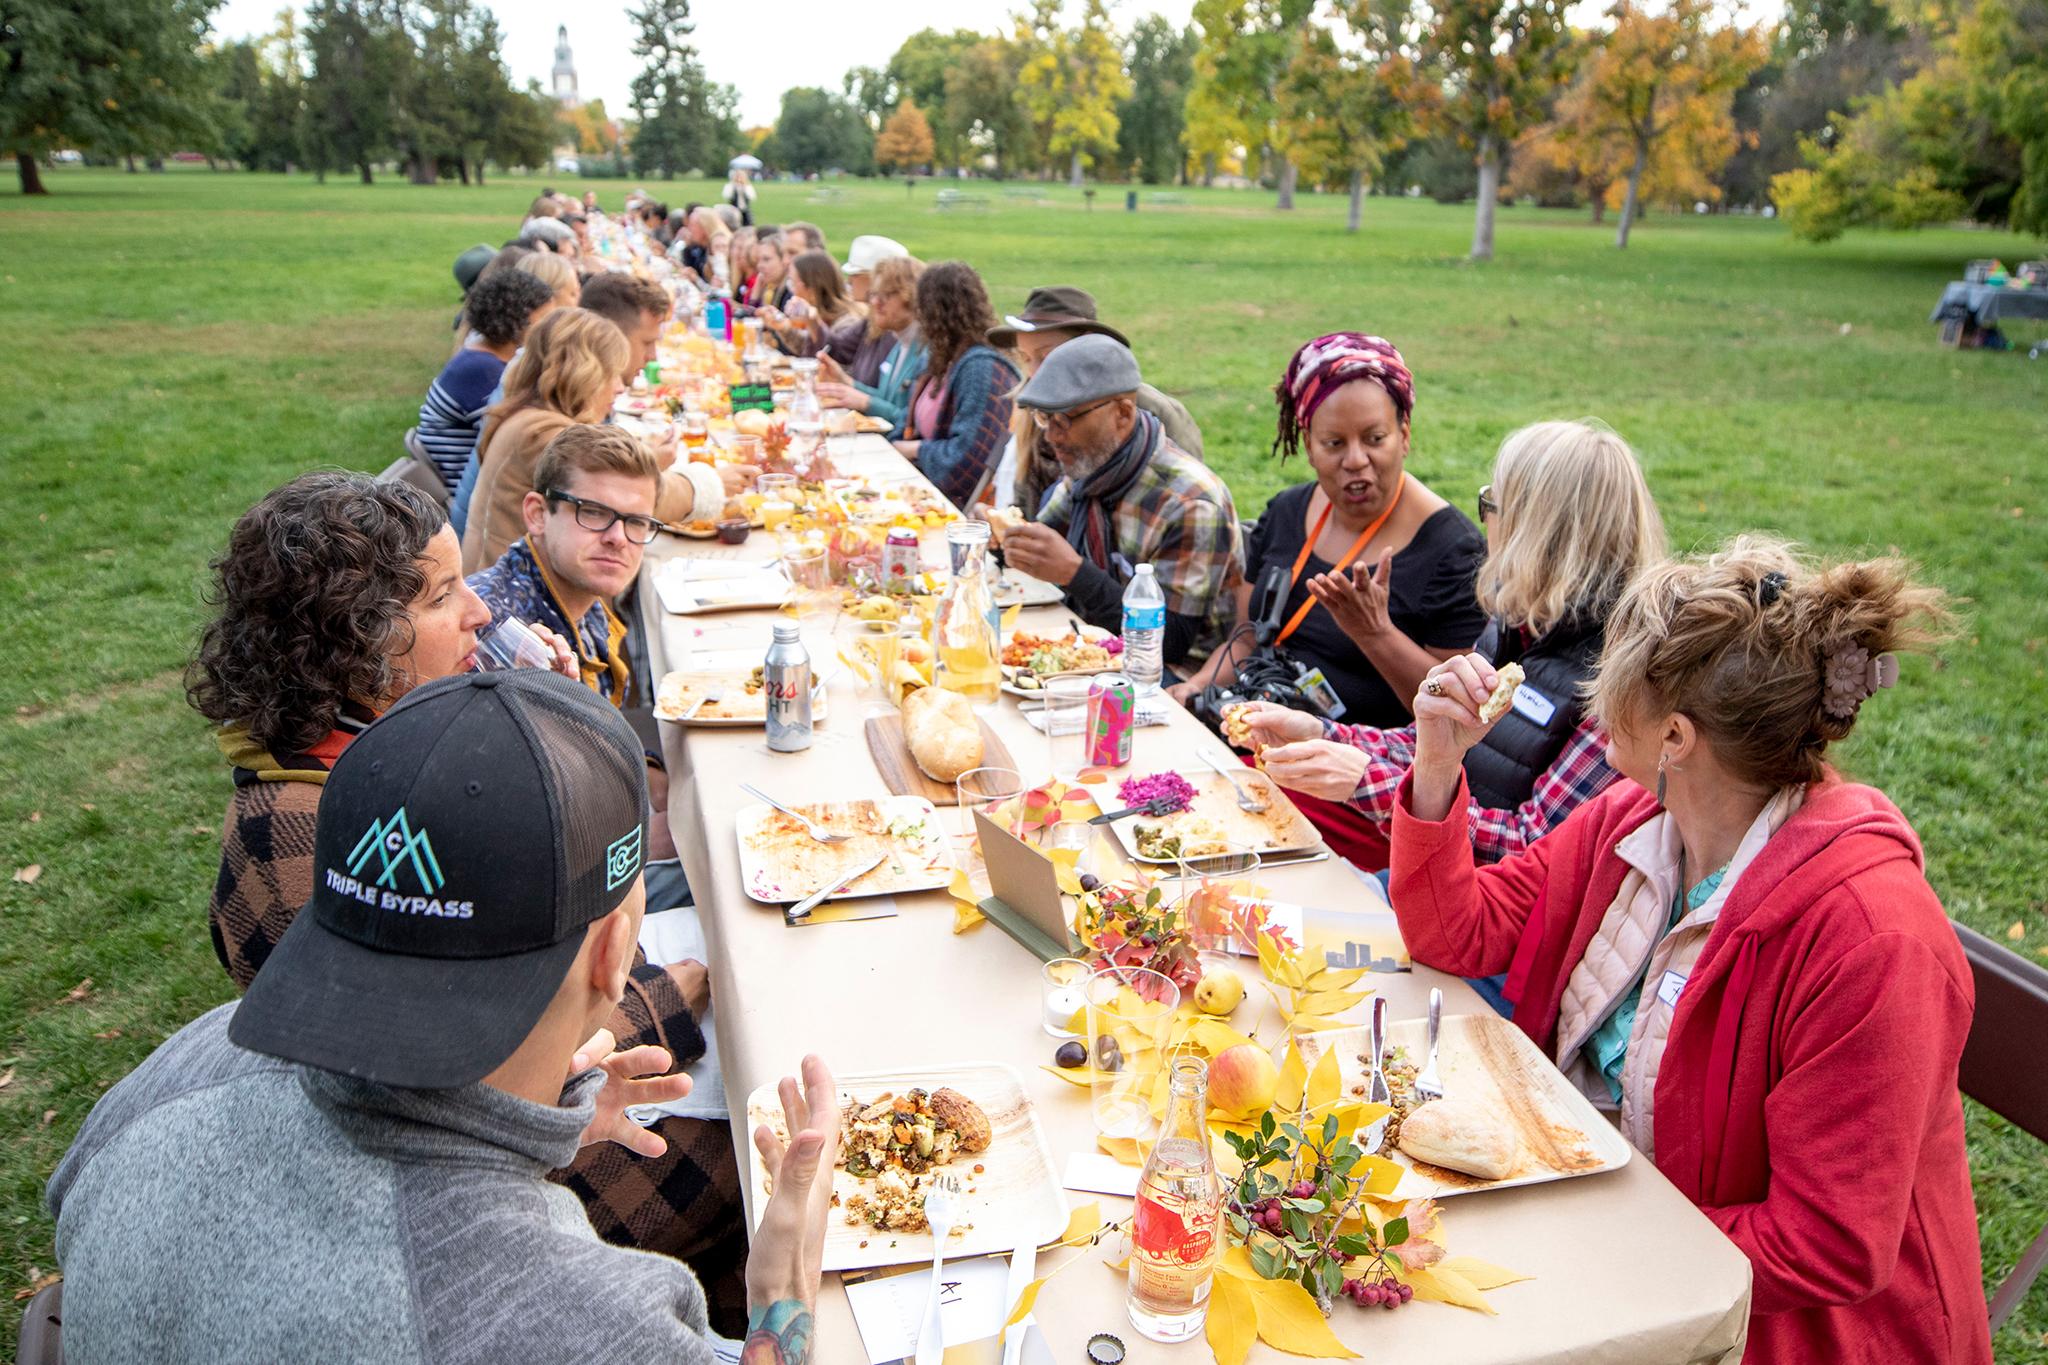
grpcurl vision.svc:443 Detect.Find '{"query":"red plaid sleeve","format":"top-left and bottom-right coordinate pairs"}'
top-left (1324, 715), bottom-right (1617, 862)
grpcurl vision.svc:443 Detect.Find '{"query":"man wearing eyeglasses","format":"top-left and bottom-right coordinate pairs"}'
top-left (999, 335), bottom-right (1243, 669)
top-left (468, 424), bottom-right (662, 707)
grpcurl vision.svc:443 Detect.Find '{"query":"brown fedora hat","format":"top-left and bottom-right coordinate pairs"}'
top-left (986, 285), bottom-right (1131, 350)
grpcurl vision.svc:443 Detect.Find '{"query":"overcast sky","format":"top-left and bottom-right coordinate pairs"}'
top-left (211, 0), bottom-right (1200, 127)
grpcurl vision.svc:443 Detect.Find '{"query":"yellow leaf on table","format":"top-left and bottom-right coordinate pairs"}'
top-left (1291, 990), bottom-right (1369, 1017)
top-left (1000, 602), bottom-right (1022, 633)
top-left (1354, 1153), bottom-right (1406, 1195)
top-left (1276, 1043), bottom-right (1308, 1113)
top-left (1286, 1014), bottom-right (1356, 1036)
top-left (953, 899), bottom-right (986, 933)
top-left (1187, 1018), bottom-right (1257, 1058)
top-left (1050, 847), bottom-right (1084, 895)
top-left (1066, 1003), bottom-right (1088, 1035)
top-left (1436, 1255), bottom-right (1534, 1291)
top-left (1217, 1244), bottom-right (1262, 1280)
top-left (1004, 1274), bottom-right (1047, 1327)
top-left (1059, 1202), bottom-right (1104, 1245)
top-left (948, 869), bottom-right (983, 932)
top-left (1245, 1275), bottom-right (1360, 1358)
top-left (1040, 1064), bottom-right (1119, 1087)
top-left (1099, 1134), bottom-right (1150, 1166)
top-left (1405, 1264), bottom-right (1497, 1314)
top-left (1205, 1267), bottom-right (1259, 1365)
top-left (1305, 1047), bottom-right (1341, 1112)
top-left (1302, 963), bottom-right (1369, 991)
top-left (1257, 933), bottom-right (1306, 989)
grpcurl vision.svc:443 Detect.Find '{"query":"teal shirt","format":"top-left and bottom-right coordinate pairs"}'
top-left (1585, 865), bottom-right (1727, 1103)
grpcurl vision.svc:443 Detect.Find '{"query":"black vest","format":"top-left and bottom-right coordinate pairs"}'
top-left (1461, 613), bottom-right (1605, 810)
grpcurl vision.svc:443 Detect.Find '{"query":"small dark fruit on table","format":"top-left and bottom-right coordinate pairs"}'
top-left (1054, 1040), bottom-right (1088, 1069)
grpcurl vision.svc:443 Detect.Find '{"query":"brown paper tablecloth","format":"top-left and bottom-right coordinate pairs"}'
top-left (639, 434), bottom-right (1752, 1363)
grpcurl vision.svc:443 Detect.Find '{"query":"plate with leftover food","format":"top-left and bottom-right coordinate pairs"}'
top-left (745, 1062), bottom-right (1067, 1271)
top-left (654, 666), bottom-right (829, 726)
top-left (1104, 768), bottom-right (1320, 864)
top-left (735, 794), bottom-right (953, 905)
top-left (1296, 1012), bottom-right (1630, 1198)
top-left (998, 631), bottom-right (1125, 696)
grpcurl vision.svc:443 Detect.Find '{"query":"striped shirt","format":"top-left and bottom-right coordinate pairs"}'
top-left (416, 349), bottom-right (508, 495)
top-left (1323, 713), bottom-right (1619, 862)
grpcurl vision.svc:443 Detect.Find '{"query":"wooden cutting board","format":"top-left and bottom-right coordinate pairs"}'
top-left (864, 711), bottom-right (1019, 804)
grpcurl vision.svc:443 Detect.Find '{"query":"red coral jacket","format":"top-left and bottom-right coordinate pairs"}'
top-left (1389, 771), bottom-right (1990, 1364)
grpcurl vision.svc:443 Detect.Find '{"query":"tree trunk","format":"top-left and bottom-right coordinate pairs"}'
top-left (457, 157), bottom-right (470, 185)
top-left (125, 154), bottom-right (139, 173)
top-left (17, 152), bottom-right (48, 195)
top-left (1068, 149), bottom-right (1083, 188)
top-left (1590, 189), bottom-right (1606, 224)
top-left (1615, 139), bottom-right (1648, 248)
top-left (1347, 167), bottom-right (1364, 232)
top-left (1471, 135), bottom-right (1500, 261)
top-left (1202, 152), bottom-right (1216, 187)
top-left (358, 160), bottom-right (374, 184)
top-left (408, 156), bottom-right (435, 185)
top-left (1276, 158), bottom-right (1298, 210)
top-left (475, 160), bottom-right (486, 186)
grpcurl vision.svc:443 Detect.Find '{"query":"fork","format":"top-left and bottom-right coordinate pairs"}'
top-left (739, 783), bottom-right (850, 843)
top-left (679, 684), bottom-right (723, 721)
top-left (1201, 749), bottom-right (1270, 813)
top-left (914, 1173), bottom-right (964, 1365)
top-left (1414, 987), bottom-right (1445, 1104)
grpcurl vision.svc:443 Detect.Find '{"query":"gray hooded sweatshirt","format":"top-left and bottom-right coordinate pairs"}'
top-left (48, 1003), bottom-right (726, 1364)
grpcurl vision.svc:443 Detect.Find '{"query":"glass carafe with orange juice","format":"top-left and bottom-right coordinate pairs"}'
top-left (935, 523), bottom-right (1001, 703)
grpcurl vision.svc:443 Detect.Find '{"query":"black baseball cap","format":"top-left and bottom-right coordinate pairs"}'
top-left (231, 670), bottom-right (650, 1089)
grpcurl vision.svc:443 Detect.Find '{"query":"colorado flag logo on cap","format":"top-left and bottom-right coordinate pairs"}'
top-left (605, 826), bottom-right (642, 891)
top-left (347, 808), bottom-right (445, 895)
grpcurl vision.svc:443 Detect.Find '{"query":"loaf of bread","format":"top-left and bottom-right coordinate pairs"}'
top-left (1396, 1096), bottom-right (1521, 1180)
top-left (732, 408), bottom-right (774, 437)
top-left (901, 686), bottom-right (983, 782)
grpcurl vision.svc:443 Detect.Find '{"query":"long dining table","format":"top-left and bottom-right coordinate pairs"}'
top-left (637, 432), bottom-right (1753, 1364)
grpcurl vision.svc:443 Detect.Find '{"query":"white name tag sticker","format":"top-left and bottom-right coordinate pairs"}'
top-left (1510, 685), bottom-right (1556, 726)
top-left (1655, 969), bottom-right (1687, 1009)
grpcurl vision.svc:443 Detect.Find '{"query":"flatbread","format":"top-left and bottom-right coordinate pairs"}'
top-left (1397, 1096), bottom-right (1521, 1180)
top-left (1478, 662), bottom-right (1525, 724)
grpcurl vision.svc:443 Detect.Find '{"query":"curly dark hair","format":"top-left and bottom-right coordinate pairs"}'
top-left (463, 269), bottom-right (555, 348)
top-left (917, 260), bottom-right (999, 385)
top-left (186, 473), bottom-right (446, 758)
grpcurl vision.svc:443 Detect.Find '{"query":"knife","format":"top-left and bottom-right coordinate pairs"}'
top-left (784, 851), bottom-right (886, 924)
top-left (1001, 1230), bottom-right (1039, 1365)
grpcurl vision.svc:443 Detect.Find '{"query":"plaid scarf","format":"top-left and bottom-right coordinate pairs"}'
top-left (1272, 332), bottom-right (1415, 459)
top-left (1062, 409), bottom-right (1161, 573)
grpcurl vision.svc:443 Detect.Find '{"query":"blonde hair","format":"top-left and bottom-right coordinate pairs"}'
top-left (1590, 534), bottom-right (1954, 789)
top-left (517, 252), bottom-right (580, 307)
top-left (865, 256), bottom-right (925, 340)
top-left (532, 423), bottom-right (658, 494)
top-left (491, 309), bottom-right (629, 426)
top-left (1476, 419), bottom-right (1665, 636)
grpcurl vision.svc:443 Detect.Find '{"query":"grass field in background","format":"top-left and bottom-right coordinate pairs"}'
top-left (2, 166), bottom-right (2044, 1358)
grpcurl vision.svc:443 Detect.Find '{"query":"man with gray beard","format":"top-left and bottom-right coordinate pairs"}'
top-left (996, 335), bottom-right (1243, 668)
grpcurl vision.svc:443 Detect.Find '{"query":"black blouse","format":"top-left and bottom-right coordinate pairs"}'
top-left (1244, 482), bottom-right (1488, 727)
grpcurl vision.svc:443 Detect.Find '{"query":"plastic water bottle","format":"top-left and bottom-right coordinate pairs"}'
top-left (1121, 564), bottom-right (1166, 695)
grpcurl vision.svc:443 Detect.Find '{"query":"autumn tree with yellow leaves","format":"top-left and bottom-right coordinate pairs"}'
top-left (1014, 0), bottom-right (1132, 185)
top-left (1558, 0), bottom-right (1765, 246)
top-left (1275, 0), bottom-right (1433, 231)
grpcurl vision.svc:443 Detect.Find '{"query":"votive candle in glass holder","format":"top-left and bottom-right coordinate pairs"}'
top-left (1042, 957), bottom-right (1090, 1039)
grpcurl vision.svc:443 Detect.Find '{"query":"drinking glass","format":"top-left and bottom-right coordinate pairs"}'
top-left (756, 473), bottom-right (798, 500)
top-left (852, 620), bottom-right (901, 703)
top-left (732, 435), bottom-right (765, 467)
top-left (954, 765), bottom-right (1025, 844)
top-left (680, 412), bottom-right (709, 450)
top-left (781, 541), bottom-right (829, 591)
top-left (1042, 676), bottom-right (1094, 782)
top-left (471, 617), bottom-right (555, 673)
top-left (1042, 957), bottom-right (1090, 1039)
top-left (1085, 966), bottom-right (1180, 1139)
top-left (1166, 843), bottom-right (1264, 959)
top-left (1043, 818), bottom-right (1097, 885)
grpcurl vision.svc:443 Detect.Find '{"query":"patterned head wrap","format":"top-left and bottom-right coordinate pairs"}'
top-left (1271, 332), bottom-right (1415, 459)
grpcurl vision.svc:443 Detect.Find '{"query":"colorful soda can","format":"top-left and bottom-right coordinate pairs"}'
top-left (1086, 673), bottom-right (1135, 769)
top-left (882, 528), bottom-right (921, 596)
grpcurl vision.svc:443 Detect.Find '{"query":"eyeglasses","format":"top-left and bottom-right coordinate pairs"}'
top-left (546, 490), bottom-right (662, 544)
top-left (1029, 397), bottom-right (1118, 432)
top-left (1476, 484), bottom-right (1498, 520)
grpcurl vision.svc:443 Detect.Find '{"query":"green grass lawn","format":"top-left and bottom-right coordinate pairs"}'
top-left (3, 166), bottom-right (2044, 1357)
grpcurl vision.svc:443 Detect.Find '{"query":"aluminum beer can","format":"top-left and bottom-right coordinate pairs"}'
top-left (882, 528), bottom-right (922, 595)
top-left (1086, 673), bottom-right (1135, 769)
top-left (764, 623), bottom-right (813, 752)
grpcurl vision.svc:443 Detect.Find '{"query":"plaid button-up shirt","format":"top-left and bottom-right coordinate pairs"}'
top-left (1324, 713), bottom-right (1619, 862)
top-left (1038, 438), bottom-right (1244, 660)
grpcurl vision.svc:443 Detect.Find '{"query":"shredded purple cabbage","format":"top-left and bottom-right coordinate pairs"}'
top-left (1117, 771), bottom-right (1196, 814)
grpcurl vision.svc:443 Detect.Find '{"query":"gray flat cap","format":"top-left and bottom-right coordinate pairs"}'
top-left (1014, 333), bottom-right (1143, 412)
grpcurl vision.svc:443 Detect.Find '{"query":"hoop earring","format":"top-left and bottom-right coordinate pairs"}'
top-left (1655, 755), bottom-right (1668, 807)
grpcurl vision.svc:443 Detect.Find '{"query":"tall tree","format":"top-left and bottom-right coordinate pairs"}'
top-left (1425, 0), bottom-right (1573, 258)
top-left (874, 99), bottom-right (936, 172)
top-left (1275, 0), bottom-right (1430, 228)
top-left (1567, 0), bottom-right (1765, 246)
top-left (302, 0), bottom-right (403, 183)
top-left (1181, 54), bottom-right (1253, 184)
top-left (1118, 16), bottom-right (1197, 183)
top-left (768, 86), bottom-right (873, 175)
top-left (842, 66), bottom-right (897, 131)
top-left (2, 0), bottom-right (224, 193)
top-left (1016, 0), bottom-right (1132, 186)
top-left (1187, 0), bottom-right (1315, 207)
top-left (943, 36), bottom-right (1030, 175)
top-left (628, 0), bottom-right (740, 179)
top-left (886, 28), bottom-right (985, 171)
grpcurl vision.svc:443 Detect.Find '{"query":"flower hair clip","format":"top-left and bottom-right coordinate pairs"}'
top-left (1822, 645), bottom-right (1899, 719)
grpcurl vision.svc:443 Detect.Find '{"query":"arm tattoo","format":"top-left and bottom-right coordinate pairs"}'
top-left (738, 1299), bottom-right (813, 1365)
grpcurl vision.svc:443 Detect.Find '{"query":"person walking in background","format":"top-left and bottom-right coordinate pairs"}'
top-left (721, 166), bottom-right (756, 226)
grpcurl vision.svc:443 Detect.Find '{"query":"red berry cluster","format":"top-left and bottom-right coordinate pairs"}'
top-left (1242, 1179), bottom-right (1323, 1233)
top-left (1342, 1276), bottom-right (1413, 1309)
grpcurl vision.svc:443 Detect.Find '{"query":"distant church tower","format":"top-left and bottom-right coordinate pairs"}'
top-left (551, 26), bottom-right (580, 108)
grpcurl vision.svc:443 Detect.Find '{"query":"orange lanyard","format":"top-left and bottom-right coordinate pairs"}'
top-left (1275, 476), bottom-right (1407, 646)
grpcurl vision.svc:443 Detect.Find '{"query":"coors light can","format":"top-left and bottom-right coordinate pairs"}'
top-left (764, 623), bottom-right (813, 752)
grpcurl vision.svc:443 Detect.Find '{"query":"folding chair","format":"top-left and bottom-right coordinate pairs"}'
top-left (17, 1279), bottom-right (61, 1364)
top-left (1954, 920), bottom-right (2048, 1332)
top-left (377, 429), bottom-right (450, 509)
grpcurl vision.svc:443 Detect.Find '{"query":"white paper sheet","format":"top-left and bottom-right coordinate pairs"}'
top-left (1062, 1151), bottom-right (1139, 1198)
top-left (843, 1256), bottom-right (1011, 1364)
top-left (1021, 696), bottom-right (1173, 732)
top-left (627, 905), bottom-right (728, 1122)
